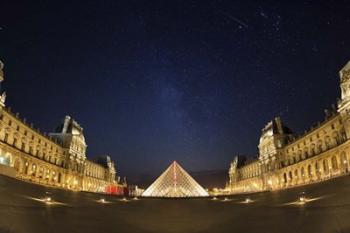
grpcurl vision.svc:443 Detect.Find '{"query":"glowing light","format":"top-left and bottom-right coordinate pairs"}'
top-left (267, 179), bottom-right (272, 185)
top-left (212, 197), bottom-right (217, 200)
top-left (99, 198), bottom-right (105, 203)
top-left (142, 161), bottom-right (208, 197)
top-left (298, 192), bottom-right (307, 204)
top-left (133, 197), bottom-right (138, 200)
top-left (122, 197), bottom-right (127, 201)
top-left (244, 197), bottom-right (252, 203)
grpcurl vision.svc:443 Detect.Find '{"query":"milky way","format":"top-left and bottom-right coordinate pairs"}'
top-left (0, 1), bottom-right (350, 182)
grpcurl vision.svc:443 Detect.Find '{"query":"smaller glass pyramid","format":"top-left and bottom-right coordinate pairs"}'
top-left (142, 161), bottom-right (209, 198)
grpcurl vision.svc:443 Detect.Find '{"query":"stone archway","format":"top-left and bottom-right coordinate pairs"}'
top-left (31, 163), bottom-right (37, 177)
top-left (13, 157), bottom-right (22, 173)
top-left (0, 151), bottom-right (12, 166)
top-left (331, 156), bottom-right (339, 172)
top-left (307, 164), bottom-right (312, 181)
top-left (340, 151), bottom-right (349, 173)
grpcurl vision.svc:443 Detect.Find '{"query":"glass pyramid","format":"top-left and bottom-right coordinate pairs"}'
top-left (142, 161), bottom-right (209, 198)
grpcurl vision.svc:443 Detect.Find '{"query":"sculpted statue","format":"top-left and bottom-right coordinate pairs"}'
top-left (341, 70), bottom-right (350, 83)
top-left (229, 156), bottom-right (238, 174)
top-left (0, 60), bottom-right (3, 82)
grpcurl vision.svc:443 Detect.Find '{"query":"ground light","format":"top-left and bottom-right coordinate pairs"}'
top-left (298, 192), bottom-right (307, 204)
top-left (133, 197), bottom-right (139, 200)
top-left (99, 198), bottom-right (106, 203)
top-left (43, 192), bottom-right (53, 205)
top-left (121, 197), bottom-right (128, 202)
top-left (212, 197), bottom-right (217, 200)
top-left (244, 197), bottom-right (252, 203)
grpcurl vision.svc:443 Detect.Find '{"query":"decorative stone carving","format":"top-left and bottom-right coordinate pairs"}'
top-left (0, 60), bottom-right (4, 82)
top-left (340, 69), bottom-right (350, 83)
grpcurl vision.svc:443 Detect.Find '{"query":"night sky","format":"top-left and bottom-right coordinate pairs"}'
top-left (1, 1), bottom-right (350, 184)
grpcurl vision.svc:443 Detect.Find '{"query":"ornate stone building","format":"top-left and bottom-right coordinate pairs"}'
top-left (0, 61), bottom-right (125, 193)
top-left (227, 60), bottom-right (350, 193)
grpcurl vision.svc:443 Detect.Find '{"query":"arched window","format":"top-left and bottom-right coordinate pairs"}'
top-left (308, 165), bottom-right (312, 176)
top-left (315, 162), bottom-right (320, 174)
top-left (304, 147), bottom-right (309, 158)
top-left (14, 158), bottom-right (21, 172)
top-left (58, 173), bottom-right (62, 183)
top-left (310, 144), bottom-right (316, 156)
top-left (298, 150), bottom-right (303, 160)
top-left (323, 159), bottom-right (329, 174)
top-left (341, 151), bottom-right (349, 172)
top-left (333, 132), bottom-right (340, 145)
top-left (294, 169), bottom-right (298, 178)
top-left (32, 164), bottom-right (36, 176)
top-left (331, 156), bottom-right (338, 170)
top-left (317, 140), bottom-right (323, 153)
top-left (325, 136), bottom-right (331, 149)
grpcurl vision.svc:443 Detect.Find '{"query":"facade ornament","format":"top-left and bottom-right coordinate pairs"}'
top-left (340, 69), bottom-right (350, 83)
top-left (0, 60), bottom-right (4, 82)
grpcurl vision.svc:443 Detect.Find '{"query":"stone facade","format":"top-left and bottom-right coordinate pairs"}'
top-left (227, 60), bottom-right (350, 193)
top-left (0, 61), bottom-right (125, 193)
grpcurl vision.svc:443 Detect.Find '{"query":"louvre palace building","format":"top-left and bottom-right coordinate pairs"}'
top-left (226, 60), bottom-right (350, 194)
top-left (0, 61), bottom-right (126, 194)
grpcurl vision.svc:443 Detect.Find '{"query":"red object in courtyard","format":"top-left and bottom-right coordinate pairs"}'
top-left (105, 185), bottom-right (126, 195)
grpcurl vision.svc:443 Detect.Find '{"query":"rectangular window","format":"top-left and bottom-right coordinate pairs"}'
top-left (13, 138), bottom-right (17, 146)
top-left (4, 133), bottom-right (8, 143)
top-left (21, 143), bottom-right (25, 151)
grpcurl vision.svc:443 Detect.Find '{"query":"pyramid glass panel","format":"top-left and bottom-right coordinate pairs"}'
top-left (142, 161), bottom-right (209, 197)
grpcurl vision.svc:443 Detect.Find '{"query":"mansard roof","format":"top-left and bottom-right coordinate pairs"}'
top-left (262, 117), bottom-right (293, 136)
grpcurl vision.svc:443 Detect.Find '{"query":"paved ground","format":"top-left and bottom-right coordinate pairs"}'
top-left (1, 175), bottom-right (350, 233)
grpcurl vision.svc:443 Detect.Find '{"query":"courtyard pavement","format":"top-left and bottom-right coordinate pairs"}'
top-left (0, 174), bottom-right (350, 233)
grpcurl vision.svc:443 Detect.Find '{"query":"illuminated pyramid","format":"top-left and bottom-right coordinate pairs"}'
top-left (142, 161), bottom-right (209, 198)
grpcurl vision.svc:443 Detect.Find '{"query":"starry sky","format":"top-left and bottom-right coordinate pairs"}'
top-left (1, 1), bottom-right (350, 184)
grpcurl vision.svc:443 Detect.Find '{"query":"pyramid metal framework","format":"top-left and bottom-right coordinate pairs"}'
top-left (142, 161), bottom-right (209, 198)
